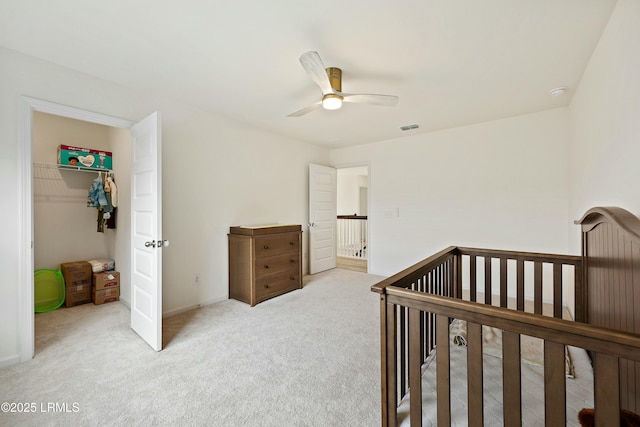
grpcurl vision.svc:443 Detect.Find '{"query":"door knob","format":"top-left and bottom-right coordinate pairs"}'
top-left (146, 239), bottom-right (168, 248)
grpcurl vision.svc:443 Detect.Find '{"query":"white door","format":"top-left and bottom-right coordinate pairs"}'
top-left (130, 112), bottom-right (163, 351)
top-left (309, 164), bottom-right (337, 274)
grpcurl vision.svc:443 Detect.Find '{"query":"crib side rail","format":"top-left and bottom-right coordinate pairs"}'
top-left (371, 246), bottom-right (460, 295)
top-left (387, 289), bottom-right (640, 427)
top-left (372, 246), bottom-right (584, 426)
top-left (456, 247), bottom-right (584, 322)
top-left (372, 246), bottom-right (459, 425)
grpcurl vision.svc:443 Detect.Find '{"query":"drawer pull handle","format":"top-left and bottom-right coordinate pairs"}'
top-left (263, 245), bottom-right (269, 249)
top-left (264, 284), bottom-right (270, 288)
top-left (290, 259), bottom-right (295, 263)
top-left (289, 242), bottom-right (295, 245)
top-left (290, 276), bottom-right (295, 280)
top-left (264, 265), bottom-right (269, 269)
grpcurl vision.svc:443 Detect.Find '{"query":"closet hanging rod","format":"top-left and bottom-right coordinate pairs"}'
top-left (33, 162), bottom-right (112, 174)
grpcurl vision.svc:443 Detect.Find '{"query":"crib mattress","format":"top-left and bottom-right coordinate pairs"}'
top-left (397, 344), bottom-right (594, 426)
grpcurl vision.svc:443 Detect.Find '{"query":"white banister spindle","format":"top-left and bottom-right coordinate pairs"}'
top-left (336, 216), bottom-right (367, 260)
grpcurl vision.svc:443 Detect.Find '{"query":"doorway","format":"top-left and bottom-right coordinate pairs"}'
top-left (19, 97), bottom-right (163, 362)
top-left (32, 111), bottom-right (130, 281)
top-left (336, 165), bottom-right (369, 273)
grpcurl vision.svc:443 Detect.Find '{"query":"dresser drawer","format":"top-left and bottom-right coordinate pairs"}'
top-left (255, 271), bottom-right (300, 302)
top-left (254, 252), bottom-right (299, 277)
top-left (254, 233), bottom-right (300, 258)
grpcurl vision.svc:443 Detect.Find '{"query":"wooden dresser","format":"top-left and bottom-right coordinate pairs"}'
top-left (228, 224), bottom-right (302, 306)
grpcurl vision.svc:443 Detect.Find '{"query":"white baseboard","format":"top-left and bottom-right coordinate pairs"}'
top-left (119, 297), bottom-right (131, 309)
top-left (119, 295), bottom-right (228, 319)
top-left (163, 296), bottom-right (228, 318)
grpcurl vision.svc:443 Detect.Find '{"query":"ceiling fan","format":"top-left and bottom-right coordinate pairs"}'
top-left (288, 51), bottom-right (399, 117)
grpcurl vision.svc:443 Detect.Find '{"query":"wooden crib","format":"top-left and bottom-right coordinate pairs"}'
top-left (371, 207), bottom-right (640, 426)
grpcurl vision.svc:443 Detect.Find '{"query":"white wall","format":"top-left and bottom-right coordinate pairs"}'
top-left (331, 108), bottom-right (571, 277)
top-left (568, 0), bottom-right (640, 252)
top-left (0, 47), bottom-right (329, 367)
top-left (161, 110), bottom-right (328, 313)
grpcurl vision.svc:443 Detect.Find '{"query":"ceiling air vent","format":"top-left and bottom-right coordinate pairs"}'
top-left (400, 124), bottom-right (420, 131)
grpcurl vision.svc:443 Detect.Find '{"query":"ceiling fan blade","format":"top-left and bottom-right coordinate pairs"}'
top-left (299, 51), bottom-right (334, 95)
top-left (287, 101), bottom-right (322, 117)
top-left (342, 93), bottom-right (399, 106)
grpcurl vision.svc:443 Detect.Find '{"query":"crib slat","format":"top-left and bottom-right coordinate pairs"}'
top-left (446, 258), bottom-right (452, 297)
top-left (384, 301), bottom-right (398, 426)
top-left (594, 353), bottom-right (620, 426)
top-left (467, 322), bottom-right (483, 426)
top-left (544, 341), bottom-right (566, 427)
top-left (500, 258), bottom-right (507, 308)
top-left (470, 255), bottom-right (477, 302)
top-left (485, 257), bottom-right (492, 305)
top-left (517, 259), bottom-right (525, 311)
top-left (418, 277), bottom-right (427, 364)
top-left (572, 251), bottom-right (584, 322)
top-left (534, 262), bottom-right (543, 315)
top-left (436, 314), bottom-right (451, 426)
top-left (455, 254), bottom-right (462, 300)
top-left (429, 273), bottom-right (435, 353)
top-left (409, 308), bottom-right (422, 427)
top-left (399, 307), bottom-right (407, 398)
top-left (418, 277), bottom-right (426, 364)
top-left (428, 312), bottom-right (435, 358)
top-left (553, 263), bottom-right (562, 318)
top-left (502, 331), bottom-right (521, 426)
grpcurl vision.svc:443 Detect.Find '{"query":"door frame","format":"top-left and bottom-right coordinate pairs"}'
top-left (18, 97), bottom-right (134, 362)
top-left (335, 162), bottom-right (371, 274)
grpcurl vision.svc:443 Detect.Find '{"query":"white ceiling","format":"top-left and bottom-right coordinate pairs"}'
top-left (0, 0), bottom-right (617, 149)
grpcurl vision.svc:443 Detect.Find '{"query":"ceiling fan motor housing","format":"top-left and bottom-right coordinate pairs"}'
top-left (322, 67), bottom-right (344, 109)
top-left (326, 67), bottom-right (342, 92)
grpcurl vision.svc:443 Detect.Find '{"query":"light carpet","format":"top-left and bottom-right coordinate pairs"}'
top-left (0, 268), bottom-right (384, 426)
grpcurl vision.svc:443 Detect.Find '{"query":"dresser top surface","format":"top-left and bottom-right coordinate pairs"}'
top-left (229, 224), bottom-right (301, 236)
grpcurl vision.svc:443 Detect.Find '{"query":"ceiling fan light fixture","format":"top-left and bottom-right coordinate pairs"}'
top-left (322, 94), bottom-right (343, 110)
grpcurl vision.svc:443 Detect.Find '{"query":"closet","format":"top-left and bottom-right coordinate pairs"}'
top-left (32, 112), bottom-right (131, 311)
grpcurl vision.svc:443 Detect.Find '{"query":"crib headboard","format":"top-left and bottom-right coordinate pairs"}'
top-left (576, 206), bottom-right (640, 413)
